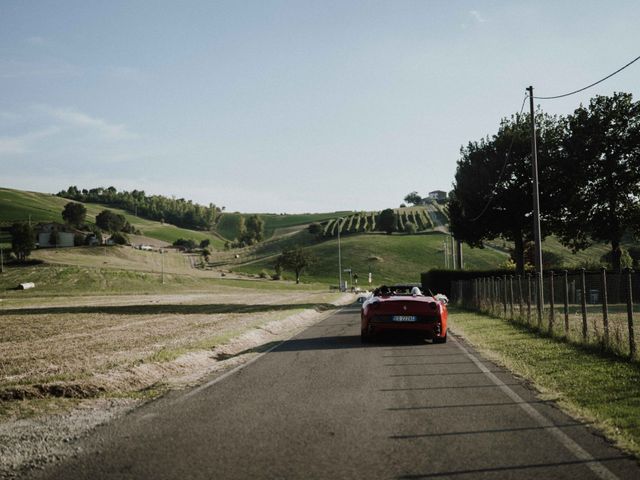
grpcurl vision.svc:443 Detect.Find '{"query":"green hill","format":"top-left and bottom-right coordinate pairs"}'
top-left (0, 188), bottom-right (225, 249)
top-left (233, 231), bottom-right (508, 285)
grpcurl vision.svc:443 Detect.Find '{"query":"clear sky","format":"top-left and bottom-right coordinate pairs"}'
top-left (1, 1), bottom-right (639, 213)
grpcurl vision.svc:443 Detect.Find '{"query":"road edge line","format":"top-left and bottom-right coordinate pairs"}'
top-left (451, 334), bottom-right (620, 480)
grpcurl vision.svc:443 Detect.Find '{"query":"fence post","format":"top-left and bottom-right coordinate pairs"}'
top-left (503, 274), bottom-right (508, 318)
top-left (563, 270), bottom-right (569, 338)
top-left (527, 273), bottom-right (532, 325)
top-left (483, 277), bottom-right (487, 311)
top-left (601, 267), bottom-right (609, 348)
top-left (509, 275), bottom-right (514, 320)
top-left (549, 270), bottom-right (555, 335)
top-left (489, 275), bottom-right (496, 315)
top-left (626, 269), bottom-right (636, 359)
top-left (581, 268), bottom-right (588, 343)
top-left (517, 274), bottom-right (523, 321)
top-left (537, 271), bottom-right (544, 328)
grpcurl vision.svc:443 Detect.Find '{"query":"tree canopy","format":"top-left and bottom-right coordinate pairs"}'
top-left (10, 222), bottom-right (35, 261)
top-left (61, 202), bottom-right (87, 228)
top-left (96, 210), bottom-right (127, 233)
top-left (449, 110), bottom-right (563, 273)
top-left (57, 186), bottom-right (221, 231)
top-left (450, 91), bottom-right (640, 273)
top-left (403, 191), bottom-right (423, 206)
top-left (277, 246), bottom-right (314, 284)
top-left (548, 92), bottom-right (640, 271)
top-left (378, 208), bottom-right (397, 235)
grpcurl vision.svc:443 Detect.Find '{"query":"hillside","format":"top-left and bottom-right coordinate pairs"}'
top-left (232, 231), bottom-right (508, 285)
top-left (215, 211), bottom-right (353, 241)
top-left (0, 188), bottom-right (226, 249)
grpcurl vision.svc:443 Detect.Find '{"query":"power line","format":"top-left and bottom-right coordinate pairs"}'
top-left (468, 94), bottom-right (529, 222)
top-left (533, 54), bottom-right (640, 100)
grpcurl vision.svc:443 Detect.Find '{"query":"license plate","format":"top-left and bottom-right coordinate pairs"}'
top-left (392, 315), bottom-right (417, 322)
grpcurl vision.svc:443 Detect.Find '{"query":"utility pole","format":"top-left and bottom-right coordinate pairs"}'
top-left (337, 219), bottom-right (343, 291)
top-left (456, 240), bottom-right (464, 270)
top-left (161, 249), bottom-right (165, 285)
top-left (450, 234), bottom-right (457, 270)
top-left (526, 86), bottom-right (544, 319)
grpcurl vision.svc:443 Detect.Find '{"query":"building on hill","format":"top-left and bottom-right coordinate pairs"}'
top-left (36, 223), bottom-right (75, 248)
top-left (428, 190), bottom-right (447, 202)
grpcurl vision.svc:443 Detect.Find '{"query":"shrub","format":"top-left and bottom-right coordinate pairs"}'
top-left (74, 233), bottom-right (85, 246)
top-left (110, 232), bottom-right (129, 245)
top-left (404, 221), bottom-right (417, 234)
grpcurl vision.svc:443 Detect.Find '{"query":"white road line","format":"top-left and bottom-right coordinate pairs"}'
top-left (451, 334), bottom-right (620, 480)
top-left (178, 305), bottom-right (348, 402)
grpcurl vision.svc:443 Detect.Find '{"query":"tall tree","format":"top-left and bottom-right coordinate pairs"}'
top-left (62, 202), bottom-right (87, 228)
top-left (10, 222), bottom-right (35, 261)
top-left (245, 215), bottom-right (265, 243)
top-left (549, 92), bottom-right (640, 271)
top-left (378, 208), bottom-right (397, 234)
top-left (449, 111), bottom-right (563, 273)
top-left (278, 246), bottom-right (314, 284)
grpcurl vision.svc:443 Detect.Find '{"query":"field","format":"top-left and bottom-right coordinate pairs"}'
top-left (0, 256), bottom-right (346, 415)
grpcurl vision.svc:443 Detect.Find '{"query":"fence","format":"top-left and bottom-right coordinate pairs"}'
top-left (451, 268), bottom-right (639, 360)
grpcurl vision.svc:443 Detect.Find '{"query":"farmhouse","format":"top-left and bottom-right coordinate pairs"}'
top-left (428, 190), bottom-right (447, 201)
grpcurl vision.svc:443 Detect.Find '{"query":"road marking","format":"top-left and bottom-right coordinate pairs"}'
top-left (177, 305), bottom-right (346, 402)
top-left (451, 334), bottom-right (620, 480)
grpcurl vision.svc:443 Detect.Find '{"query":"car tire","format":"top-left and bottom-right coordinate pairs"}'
top-left (361, 330), bottom-right (372, 343)
top-left (433, 333), bottom-right (447, 344)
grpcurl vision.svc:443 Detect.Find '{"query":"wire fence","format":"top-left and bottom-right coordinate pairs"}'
top-left (451, 269), bottom-right (639, 361)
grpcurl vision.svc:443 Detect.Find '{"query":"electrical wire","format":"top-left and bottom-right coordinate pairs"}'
top-left (468, 93), bottom-right (529, 222)
top-left (533, 54), bottom-right (640, 100)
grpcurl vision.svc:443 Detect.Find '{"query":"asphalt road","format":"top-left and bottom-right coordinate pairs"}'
top-left (35, 305), bottom-right (639, 479)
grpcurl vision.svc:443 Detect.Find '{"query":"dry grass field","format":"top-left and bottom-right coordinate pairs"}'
top-left (0, 285), bottom-right (347, 418)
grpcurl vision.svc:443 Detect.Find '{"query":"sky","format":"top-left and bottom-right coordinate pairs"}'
top-left (1, 1), bottom-right (639, 213)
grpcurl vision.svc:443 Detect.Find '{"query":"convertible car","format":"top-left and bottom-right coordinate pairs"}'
top-left (360, 285), bottom-right (448, 343)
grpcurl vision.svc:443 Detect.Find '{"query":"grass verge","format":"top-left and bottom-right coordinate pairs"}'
top-left (449, 307), bottom-right (640, 457)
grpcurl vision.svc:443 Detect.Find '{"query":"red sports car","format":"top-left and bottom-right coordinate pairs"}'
top-left (360, 285), bottom-right (448, 343)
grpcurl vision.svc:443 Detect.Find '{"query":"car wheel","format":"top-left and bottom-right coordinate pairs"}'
top-left (361, 330), bottom-right (372, 343)
top-left (433, 333), bottom-right (447, 344)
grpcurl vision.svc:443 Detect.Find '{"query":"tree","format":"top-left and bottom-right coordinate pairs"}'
top-left (10, 222), bottom-right (35, 261)
top-left (109, 232), bottom-right (129, 245)
top-left (548, 93), bottom-right (640, 272)
top-left (278, 246), bottom-right (314, 284)
top-left (404, 191), bottom-right (423, 206)
top-left (173, 238), bottom-right (197, 250)
top-left (377, 208), bottom-right (397, 234)
top-left (308, 223), bottom-right (322, 238)
top-left (448, 111), bottom-right (563, 273)
top-left (236, 216), bottom-right (247, 244)
top-left (244, 215), bottom-right (265, 244)
top-left (199, 239), bottom-right (210, 249)
top-left (96, 210), bottom-right (126, 232)
top-left (62, 202), bottom-right (86, 228)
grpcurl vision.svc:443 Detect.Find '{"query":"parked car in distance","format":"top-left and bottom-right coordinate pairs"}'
top-left (360, 285), bottom-right (448, 343)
